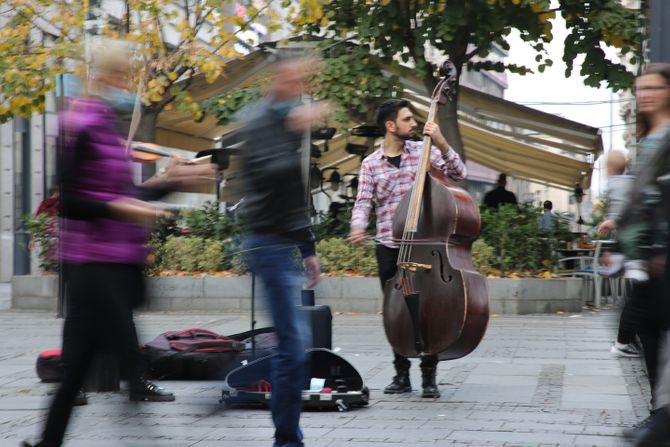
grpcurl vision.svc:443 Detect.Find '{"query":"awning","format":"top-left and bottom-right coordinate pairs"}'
top-left (154, 48), bottom-right (602, 189)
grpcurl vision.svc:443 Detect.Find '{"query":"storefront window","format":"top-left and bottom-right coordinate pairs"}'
top-left (13, 118), bottom-right (31, 275)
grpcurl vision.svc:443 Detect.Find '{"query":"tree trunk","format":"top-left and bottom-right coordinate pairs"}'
top-left (133, 108), bottom-right (158, 143)
top-left (423, 77), bottom-right (466, 163)
top-left (437, 97), bottom-right (465, 162)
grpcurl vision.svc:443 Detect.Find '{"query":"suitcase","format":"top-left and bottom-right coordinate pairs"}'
top-left (298, 289), bottom-right (332, 350)
top-left (220, 348), bottom-right (369, 412)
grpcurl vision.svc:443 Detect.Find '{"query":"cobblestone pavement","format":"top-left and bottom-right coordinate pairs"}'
top-left (0, 305), bottom-right (651, 447)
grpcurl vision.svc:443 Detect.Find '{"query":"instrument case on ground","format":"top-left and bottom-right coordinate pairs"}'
top-left (220, 348), bottom-right (369, 412)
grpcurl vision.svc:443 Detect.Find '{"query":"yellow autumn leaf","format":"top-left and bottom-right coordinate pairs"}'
top-left (167, 72), bottom-right (178, 81)
top-left (175, 19), bottom-right (189, 32)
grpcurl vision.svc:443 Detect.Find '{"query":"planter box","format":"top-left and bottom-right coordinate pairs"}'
top-left (12, 275), bottom-right (586, 315)
top-left (487, 277), bottom-right (586, 315)
top-left (12, 275), bottom-right (58, 311)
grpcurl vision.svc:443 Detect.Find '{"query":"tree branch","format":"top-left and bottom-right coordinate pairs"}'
top-left (208, 1), bottom-right (272, 57)
top-left (183, 0), bottom-right (190, 26)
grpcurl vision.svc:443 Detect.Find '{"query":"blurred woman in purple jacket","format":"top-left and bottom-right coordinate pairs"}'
top-left (23, 40), bottom-right (215, 447)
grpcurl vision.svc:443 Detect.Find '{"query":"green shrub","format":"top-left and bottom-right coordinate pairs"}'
top-left (23, 213), bottom-right (59, 273)
top-left (480, 204), bottom-right (546, 274)
top-left (471, 239), bottom-right (494, 275)
top-left (317, 237), bottom-right (377, 276)
top-left (156, 235), bottom-right (224, 272)
top-left (181, 201), bottom-right (241, 241)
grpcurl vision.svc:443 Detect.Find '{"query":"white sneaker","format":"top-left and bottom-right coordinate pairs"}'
top-left (610, 342), bottom-right (641, 357)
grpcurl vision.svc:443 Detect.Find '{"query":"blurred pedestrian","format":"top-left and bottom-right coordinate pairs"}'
top-left (595, 151), bottom-right (643, 358)
top-left (236, 57), bottom-right (328, 447)
top-left (604, 63), bottom-right (670, 442)
top-left (23, 39), bottom-right (215, 447)
top-left (348, 98), bottom-right (466, 399)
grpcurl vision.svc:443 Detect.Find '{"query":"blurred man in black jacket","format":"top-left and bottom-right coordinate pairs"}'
top-left (236, 57), bottom-right (329, 447)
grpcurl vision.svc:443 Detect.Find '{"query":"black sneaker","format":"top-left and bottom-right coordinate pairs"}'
top-left (624, 410), bottom-right (657, 439)
top-left (632, 408), bottom-right (670, 446)
top-left (129, 379), bottom-right (175, 402)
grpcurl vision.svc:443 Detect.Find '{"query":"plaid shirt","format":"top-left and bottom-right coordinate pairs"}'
top-left (351, 140), bottom-right (466, 248)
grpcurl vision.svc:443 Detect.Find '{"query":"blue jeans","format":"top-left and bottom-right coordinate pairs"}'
top-left (245, 233), bottom-right (309, 447)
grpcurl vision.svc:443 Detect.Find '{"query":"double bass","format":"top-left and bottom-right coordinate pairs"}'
top-left (382, 61), bottom-right (489, 361)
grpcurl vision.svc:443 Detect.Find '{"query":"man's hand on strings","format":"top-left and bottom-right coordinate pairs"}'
top-left (348, 227), bottom-right (368, 247)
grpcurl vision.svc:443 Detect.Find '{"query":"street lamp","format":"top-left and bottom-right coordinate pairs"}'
top-left (573, 182), bottom-right (585, 232)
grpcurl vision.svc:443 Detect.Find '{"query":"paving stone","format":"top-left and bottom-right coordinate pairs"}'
top-left (0, 307), bottom-right (652, 446)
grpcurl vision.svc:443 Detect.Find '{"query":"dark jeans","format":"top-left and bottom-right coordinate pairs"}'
top-left (375, 244), bottom-right (438, 370)
top-left (40, 263), bottom-right (146, 446)
top-left (245, 233), bottom-right (310, 447)
top-left (636, 279), bottom-right (665, 405)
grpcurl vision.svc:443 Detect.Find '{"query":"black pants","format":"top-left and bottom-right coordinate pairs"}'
top-left (616, 280), bottom-right (643, 345)
top-left (376, 244), bottom-right (437, 370)
top-left (616, 278), bottom-right (664, 407)
top-left (40, 263), bottom-right (147, 446)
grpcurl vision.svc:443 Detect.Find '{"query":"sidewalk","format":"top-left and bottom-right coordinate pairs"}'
top-left (0, 283), bottom-right (10, 311)
top-left (0, 307), bottom-right (650, 447)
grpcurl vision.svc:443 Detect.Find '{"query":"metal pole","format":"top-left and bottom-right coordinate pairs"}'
top-left (250, 271), bottom-right (256, 358)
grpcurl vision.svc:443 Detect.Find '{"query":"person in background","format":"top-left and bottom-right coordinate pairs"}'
top-left (539, 200), bottom-right (555, 232)
top-left (23, 39), bottom-right (216, 447)
top-left (598, 150), bottom-right (644, 281)
top-left (483, 173), bottom-right (518, 209)
top-left (595, 151), bottom-right (641, 358)
top-left (35, 186), bottom-right (60, 218)
top-left (236, 57), bottom-right (329, 447)
top-left (349, 99), bottom-right (466, 399)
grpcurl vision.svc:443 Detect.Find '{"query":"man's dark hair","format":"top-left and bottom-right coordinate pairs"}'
top-left (543, 200), bottom-right (553, 210)
top-left (376, 99), bottom-right (413, 132)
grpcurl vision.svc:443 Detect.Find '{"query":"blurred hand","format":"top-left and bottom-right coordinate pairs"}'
top-left (286, 101), bottom-right (331, 133)
top-left (596, 219), bottom-right (617, 236)
top-left (108, 197), bottom-right (171, 227)
top-left (303, 255), bottom-right (321, 289)
top-left (147, 161), bottom-right (217, 191)
top-left (348, 227), bottom-right (368, 247)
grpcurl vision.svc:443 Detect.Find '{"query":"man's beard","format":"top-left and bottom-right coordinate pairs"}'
top-left (392, 129), bottom-right (415, 141)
